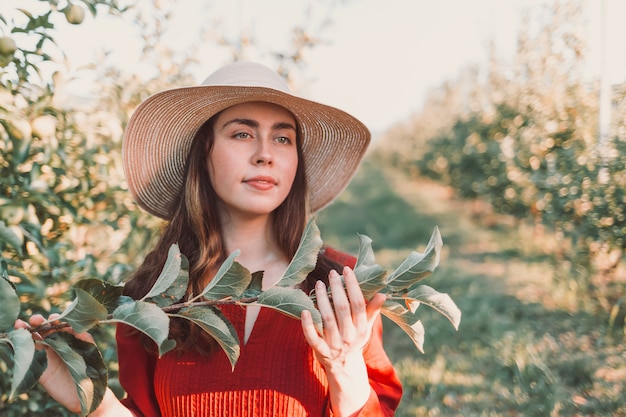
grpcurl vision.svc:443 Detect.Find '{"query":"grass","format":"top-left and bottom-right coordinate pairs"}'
top-left (317, 157), bottom-right (626, 417)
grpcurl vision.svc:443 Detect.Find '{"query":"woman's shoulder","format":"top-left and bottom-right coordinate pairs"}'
top-left (321, 246), bottom-right (356, 268)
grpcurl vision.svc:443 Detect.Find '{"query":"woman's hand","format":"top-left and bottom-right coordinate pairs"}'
top-left (14, 315), bottom-right (132, 417)
top-left (14, 314), bottom-right (94, 414)
top-left (301, 266), bottom-right (386, 417)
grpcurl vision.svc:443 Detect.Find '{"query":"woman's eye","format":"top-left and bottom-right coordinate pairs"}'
top-left (234, 132), bottom-right (251, 139)
top-left (275, 136), bottom-right (292, 144)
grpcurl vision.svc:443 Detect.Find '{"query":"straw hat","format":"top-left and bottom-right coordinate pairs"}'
top-left (123, 61), bottom-right (371, 220)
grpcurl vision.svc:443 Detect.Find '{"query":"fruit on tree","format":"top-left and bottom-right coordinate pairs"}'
top-left (64, 3), bottom-right (86, 25)
top-left (0, 36), bottom-right (17, 56)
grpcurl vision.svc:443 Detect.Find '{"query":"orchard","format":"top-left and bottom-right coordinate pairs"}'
top-left (378, 1), bottom-right (626, 320)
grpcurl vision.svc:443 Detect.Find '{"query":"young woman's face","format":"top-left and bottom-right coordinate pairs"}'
top-left (208, 101), bottom-right (299, 220)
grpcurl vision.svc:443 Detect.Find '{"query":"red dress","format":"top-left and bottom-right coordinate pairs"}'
top-left (116, 248), bottom-right (402, 416)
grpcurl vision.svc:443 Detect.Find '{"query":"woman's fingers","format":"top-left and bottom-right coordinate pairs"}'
top-left (342, 266), bottom-right (368, 330)
top-left (316, 275), bottom-right (343, 349)
top-left (301, 309), bottom-right (327, 355)
top-left (14, 319), bottom-right (29, 330)
top-left (328, 269), bottom-right (357, 342)
top-left (14, 314), bottom-right (47, 340)
top-left (31, 313), bottom-right (63, 339)
top-left (29, 314), bottom-right (47, 327)
top-left (16, 313), bottom-right (95, 344)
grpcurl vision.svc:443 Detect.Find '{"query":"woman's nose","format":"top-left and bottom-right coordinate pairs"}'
top-left (252, 138), bottom-right (273, 165)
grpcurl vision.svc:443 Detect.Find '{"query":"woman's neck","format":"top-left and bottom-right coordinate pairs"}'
top-left (220, 214), bottom-right (287, 276)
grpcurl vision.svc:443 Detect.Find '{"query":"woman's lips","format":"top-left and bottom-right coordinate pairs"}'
top-left (244, 176), bottom-right (277, 191)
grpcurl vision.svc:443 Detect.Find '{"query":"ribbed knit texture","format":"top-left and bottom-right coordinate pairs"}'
top-left (153, 305), bottom-right (329, 417)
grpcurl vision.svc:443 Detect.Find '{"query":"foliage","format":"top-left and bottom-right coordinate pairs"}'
top-left (408, 89), bottom-right (625, 306)
top-left (0, 2), bottom-right (146, 414)
top-left (0, 219), bottom-right (461, 415)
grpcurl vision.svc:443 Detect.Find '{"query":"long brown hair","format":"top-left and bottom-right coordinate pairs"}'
top-left (124, 110), bottom-right (342, 353)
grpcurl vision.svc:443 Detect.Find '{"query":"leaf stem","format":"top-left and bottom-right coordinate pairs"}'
top-left (160, 296), bottom-right (260, 313)
top-left (6, 296), bottom-right (262, 338)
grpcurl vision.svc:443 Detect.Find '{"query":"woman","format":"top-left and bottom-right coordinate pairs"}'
top-left (20, 62), bottom-right (402, 416)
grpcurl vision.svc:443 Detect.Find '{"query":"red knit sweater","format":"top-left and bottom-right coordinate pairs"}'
top-left (116, 248), bottom-right (402, 416)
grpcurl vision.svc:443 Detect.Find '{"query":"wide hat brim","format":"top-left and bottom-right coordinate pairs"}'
top-left (123, 78), bottom-right (370, 220)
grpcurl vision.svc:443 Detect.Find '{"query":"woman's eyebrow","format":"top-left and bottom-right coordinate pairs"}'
top-left (221, 119), bottom-right (296, 131)
top-left (272, 121), bottom-right (297, 131)
top-left (221, 118), bottom-right (258, 129)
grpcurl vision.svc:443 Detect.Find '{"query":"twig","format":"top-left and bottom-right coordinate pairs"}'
top-left (3, 296), bottom-right (261, 338)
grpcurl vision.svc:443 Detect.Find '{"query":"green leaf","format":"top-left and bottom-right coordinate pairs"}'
top-left (10, 131), bottom-right (32, 165)
top-left (354, 264), bottom-right (387, 300)
top-left (0, 341), bottom-right (14, 365)
top-left (385, 226), bottom-right (442, 292)
top-left (74, 278), bottom-right (127, 314)
top-left (141, 244), bottom-right (184, 301)
top-left (42, 332), bottom-right (107, 416)
top-left (198, 250), bottom-right (251, 300)
top-left (7, 328), bottom-right (40, 399)
top-left (110, 301), bottom-right (176, 356)
top-left (170, 306), bottom-right (241, 369)
top-left (278, 219), bottom-right (323, 287)
top-left (11, 346), bottom-right (47, 399)
top-left (256, 287), bottom-right (322, 332)
top-left (354, 233), bottom-right (376, 269)
top-left (352, 233), bottom-right (387, 299)
top-left (68, 334), bottom-right (108, 415)
top-left (0, 221), bottom-right (23, 256)
top-left (148, 253), bottom-right (189, 308)
top-left (241, 271), bottom-right (264, 298)
top-left (381, 302), bottom-right (425, 353)
top-left (0, 274), bottom-right (20, 330)
top-left (405, 285), bottom-right (461, 330)
top-left (56, 288), bottom-right (108, 333)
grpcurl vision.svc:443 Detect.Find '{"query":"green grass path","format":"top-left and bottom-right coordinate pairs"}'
top-left (317, 159), bottom-right (625, 417)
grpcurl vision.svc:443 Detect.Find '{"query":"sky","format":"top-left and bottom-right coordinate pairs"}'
top-left (2, 0), bottom-right (626, 134)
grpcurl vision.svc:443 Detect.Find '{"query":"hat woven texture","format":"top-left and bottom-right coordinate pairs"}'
top-left (123, 62), bottom-right (371, 219)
